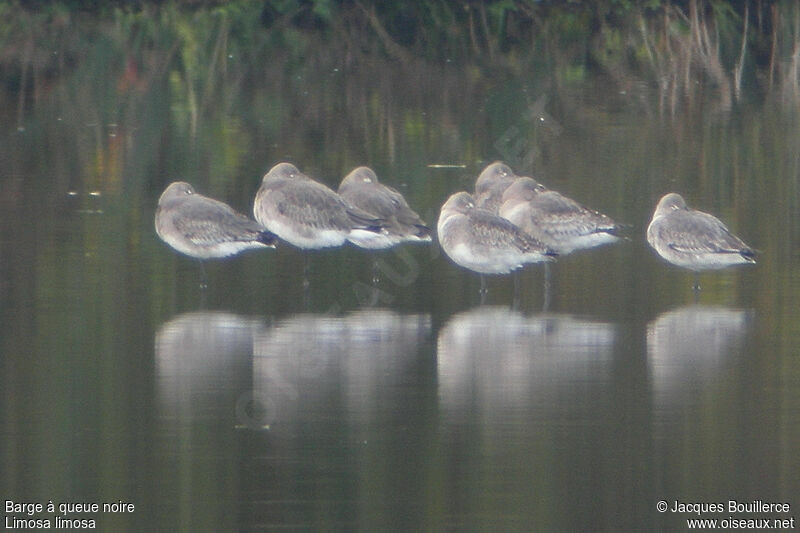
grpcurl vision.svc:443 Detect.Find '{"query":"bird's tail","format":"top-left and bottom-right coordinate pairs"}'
top-left (257, 230), bottom-right (279, 247)
top-left (346, 206), bottom-right (387, 234)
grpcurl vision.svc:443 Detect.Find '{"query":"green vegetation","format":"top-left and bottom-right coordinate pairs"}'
top-left (2, 0), bottom-right (800, 113)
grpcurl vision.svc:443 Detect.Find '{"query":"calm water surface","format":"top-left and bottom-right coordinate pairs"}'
top-left (1, 17), bottom-right (799, 533)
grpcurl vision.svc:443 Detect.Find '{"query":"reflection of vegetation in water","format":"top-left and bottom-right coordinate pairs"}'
top-left (2, 10), bottom-right (799, 514)
top-left (1, 0), bottom-right (799, 215)
top-left (3, 1), bottom-right (800, 109)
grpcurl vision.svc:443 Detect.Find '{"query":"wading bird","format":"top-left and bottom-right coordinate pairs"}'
top-left (646, 193), bottom-right (756, 290)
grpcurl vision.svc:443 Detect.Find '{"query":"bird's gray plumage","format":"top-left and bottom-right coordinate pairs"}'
top-left (254, 162), bottom-right (385, 250)
top-left (338, 166), bottom-right (431, 249)
top-left (474, 161), bottom-right (519, 213)
top-left (646, 193), bottom-right (755, 271)
top-left (499, 177), bottom-right (622, 254)
top-left (438, 191), bottom-right (556, 275)
top-left (156, 181), bottom-right (276, 260)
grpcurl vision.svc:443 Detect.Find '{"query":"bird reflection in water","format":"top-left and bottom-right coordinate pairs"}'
top-left (155, 311), bottom-right (262, 424)
top-left (251, 310), bottom-right (431, 428)
top-left (154, 311), bottom-right (264, 530)
top-left (437, 306), bottom-right (616, 419)
top-left (647, 305), bottom-right (753, 412)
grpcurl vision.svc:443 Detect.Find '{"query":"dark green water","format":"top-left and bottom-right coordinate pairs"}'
top-left (1, 12), bottom-right (799, 532)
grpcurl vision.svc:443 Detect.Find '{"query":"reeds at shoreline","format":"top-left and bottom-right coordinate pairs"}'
top-left (2, 0), bottom-right (799, 119)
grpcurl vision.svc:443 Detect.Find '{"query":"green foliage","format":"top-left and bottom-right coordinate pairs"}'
top-left (2, 0), bottom-right (800, 110)
top-left (486, 0), bottom-right (516, 36)
top-left (310, 0), bottom-right (334, 23)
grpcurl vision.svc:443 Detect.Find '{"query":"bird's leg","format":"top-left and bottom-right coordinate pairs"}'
top-left (512, 270), bottom-right (521, 310)
top-left (302, 255), bottom-right (312, 309)
top-left (693, 272), bottom-right (701, 293)
top-left (542, 263), bottom-right (552, 312)
top-left (372, 257), bottom-right (381, 285)
top-left (692, 272), bottom-right (701, 302)
top-left (302, 255), bottom-right (311, 290)
top-left (197, 260), bottom-right (208, 290)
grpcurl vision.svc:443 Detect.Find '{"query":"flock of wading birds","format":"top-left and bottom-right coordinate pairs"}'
top-left (155, 161), bottom-right (757, 292)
